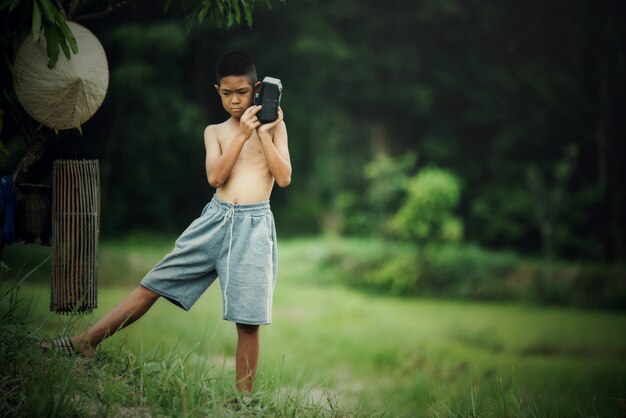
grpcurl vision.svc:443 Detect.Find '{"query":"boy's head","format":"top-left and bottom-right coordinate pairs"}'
top-left (214, 51), bottom-right (260, 119)
top-left (215, 50), bottom-right (257, 86)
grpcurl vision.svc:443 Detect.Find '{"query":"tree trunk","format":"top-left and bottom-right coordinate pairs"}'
top-left (595, 84), bottom-right (608, 193)
top-left (12, 130), bottom-right (53, 189)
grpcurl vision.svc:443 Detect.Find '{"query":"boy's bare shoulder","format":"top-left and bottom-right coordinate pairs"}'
top-left (204, 120), bottom-right (233, 140)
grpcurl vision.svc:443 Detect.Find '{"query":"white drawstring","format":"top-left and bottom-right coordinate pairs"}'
top-left (222, 205), bottom-right (235, 317)
top-left (221, 205), bottom-right (235, 228)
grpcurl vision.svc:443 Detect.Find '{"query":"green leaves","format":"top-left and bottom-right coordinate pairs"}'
top-left (43, 24), bottom-right (60, 68)
top-left (171, 0), bottom-right (274, 31)
top-left (31, 0), bottom-right (40, 40)
top-left (231, 0), bottom-right (241, 27)
top-left (27, 0), bottom-right (79, 68)
top-left (55, 11), bottom-right (78, 53)
top-left (392, 167), bottom-right (463, 245)
top-left (242, 0), bottom-right (253, 27)
top-left (14, 1), bottom-right (276, 69)
top-left (36, 0), bottom-right (53, 20)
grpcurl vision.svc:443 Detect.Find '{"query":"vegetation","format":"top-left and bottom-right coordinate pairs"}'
top-left (1, 0), bottom-right (625, 415)
top-left (0, 255), bottom-right (359, 417)
top-left (324, 239), bottom-right (626, 309)
top-left (391, 167), bottom-right (462, 246)
top-left (2, 0), bottom-right (624, 264)
top-left (324, 156), bottom-right (624, 308)
top-left (2, 237), bottom-right (625, 417)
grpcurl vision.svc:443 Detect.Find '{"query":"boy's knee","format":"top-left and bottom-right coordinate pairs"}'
top-left (236, 323), bottom-right (260, 335)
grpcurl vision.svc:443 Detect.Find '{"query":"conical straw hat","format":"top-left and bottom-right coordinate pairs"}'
top-left (14, 21), bottom-right (109, 130)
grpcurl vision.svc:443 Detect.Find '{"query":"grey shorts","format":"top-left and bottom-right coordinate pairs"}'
top-left (140, 195), bottom-right (278, 325)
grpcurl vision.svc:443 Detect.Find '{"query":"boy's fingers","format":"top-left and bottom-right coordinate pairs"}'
top-left (242, 105), bottom-right (260, 119)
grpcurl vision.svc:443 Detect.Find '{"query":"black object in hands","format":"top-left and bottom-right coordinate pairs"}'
top-left (254, 77), bottom-right (282, 124)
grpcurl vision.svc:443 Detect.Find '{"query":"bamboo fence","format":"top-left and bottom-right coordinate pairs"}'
top-left (51, 160), bottom-right (100, 313)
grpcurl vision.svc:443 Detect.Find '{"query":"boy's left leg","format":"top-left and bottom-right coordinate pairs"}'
top-left (236, 323), bottom-right (260, 392)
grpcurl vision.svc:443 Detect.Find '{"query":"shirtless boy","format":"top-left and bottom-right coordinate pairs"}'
top-left (42, 51), bottom-right (291, 393)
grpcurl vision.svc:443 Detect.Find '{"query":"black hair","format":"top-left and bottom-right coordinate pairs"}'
top-left (215, 51), bottom-right (257, 85)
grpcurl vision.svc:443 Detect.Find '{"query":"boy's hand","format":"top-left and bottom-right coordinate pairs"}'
top-left (257, 107), bottom-right (284, 138)
top-left (239, 105), bottom-right (262, 141)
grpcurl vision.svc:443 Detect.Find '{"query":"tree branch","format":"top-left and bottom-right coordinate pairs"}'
top-left (74, 0), bottom-right (131, 22)
top-left (12, 129), bottom-right (54, 188)
top-left (2, 89), bottom-right (35, 148)
top-left (1, 89), bottom-right (55, 189)
top-left (54, 0), bottom-right (67, 19)
top-left (67, 0), bottom-right (82, 20)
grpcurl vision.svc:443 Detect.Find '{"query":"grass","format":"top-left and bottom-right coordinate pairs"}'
top-left (2, 235), bottom-right (626, 417)
top-left (1, 285), bottom-right (354, 417)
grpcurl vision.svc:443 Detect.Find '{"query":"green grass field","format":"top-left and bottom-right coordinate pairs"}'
top-left (2, 236), bottom-right (626, 417)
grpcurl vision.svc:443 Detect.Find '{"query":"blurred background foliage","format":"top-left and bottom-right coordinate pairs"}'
top-left (2, 0), bottom-right (625, 304)
top-left (1, 3), bottom-right (625, 415)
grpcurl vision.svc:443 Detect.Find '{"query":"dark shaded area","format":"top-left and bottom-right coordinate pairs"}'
top-left (2, 0), bottom-right (625, 262)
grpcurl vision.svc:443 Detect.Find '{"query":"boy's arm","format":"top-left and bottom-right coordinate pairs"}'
top-left (257, 108), bottom-right (292, 188)
top-left (204, 107), bottom-right (261, 188)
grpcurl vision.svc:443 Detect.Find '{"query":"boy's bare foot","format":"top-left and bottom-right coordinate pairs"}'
top-left (40, 336), bottom-right (96, 357)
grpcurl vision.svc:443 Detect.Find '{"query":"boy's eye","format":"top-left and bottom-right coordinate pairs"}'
top-left (236, 90), bottom-right (248, 94)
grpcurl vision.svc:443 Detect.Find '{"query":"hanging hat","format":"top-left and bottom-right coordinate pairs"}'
top-left (13, 21), bottom-right (109, 130)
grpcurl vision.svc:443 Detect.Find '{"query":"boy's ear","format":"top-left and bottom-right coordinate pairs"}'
top-left (213, 84), bottom-right (220, 94)
top-left (254, 81), bottom-right (261, 92)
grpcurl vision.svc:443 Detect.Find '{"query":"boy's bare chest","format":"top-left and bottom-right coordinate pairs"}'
top-left (219, 132), bottom-right (267, 165)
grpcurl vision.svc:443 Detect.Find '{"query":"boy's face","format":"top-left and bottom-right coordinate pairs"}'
top-left (214, 75), bottom-right (260, 119)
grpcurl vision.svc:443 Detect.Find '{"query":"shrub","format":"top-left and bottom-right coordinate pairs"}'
top-left (364, 152), bottom-right (416, 236)
top-left (364, 254), bottom-right (420, 295)
top-left (423, 244), bottom-right (520, 300)
top-left (391, 167), bottom-right (463, 245)
top-left (530, 263), bottom-right (626, 309)
top-left (330, 238), bottom-right (626, 309)
top-left (355, 244), bottom-right (519, 300)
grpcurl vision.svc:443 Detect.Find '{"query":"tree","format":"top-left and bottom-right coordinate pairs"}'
top-left (392, 167), bottom-right (463, 248)
top-left (259, 0), bottom-right (625, 261)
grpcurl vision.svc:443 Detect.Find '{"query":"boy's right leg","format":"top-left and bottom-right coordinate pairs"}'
top-left (43, 285), bottom-right (160, 356)
top-left (235, 323), bottom-right (260, 392)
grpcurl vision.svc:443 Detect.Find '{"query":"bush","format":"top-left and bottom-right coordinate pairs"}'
top-left (357, 244), bottom-right (520, 300)
top-left (423, 244), bottom-right (520, 300)
top-left (392, 167), bottom-right (463, 245)
top-left (328, 239), bottom-right (626, 309)
top-left (530, 263), bottom-right (626, 309)
top-left (364, 254), bottom-right (421, 295)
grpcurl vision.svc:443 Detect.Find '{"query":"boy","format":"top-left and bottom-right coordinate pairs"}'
top-left (42, 51), bottom-right (291, 393)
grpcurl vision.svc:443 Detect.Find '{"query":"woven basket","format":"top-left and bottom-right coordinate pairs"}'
top-left (14, 183), bottom-right (52, 245)
top-left (51, 159), bottom-right (100, 313)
